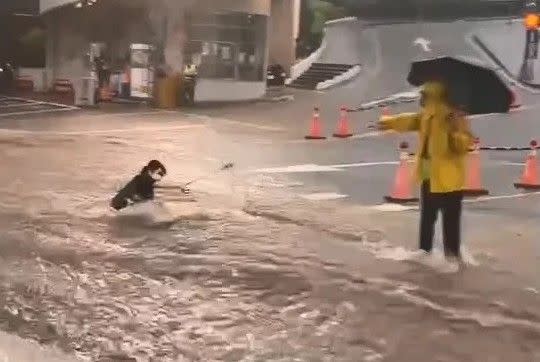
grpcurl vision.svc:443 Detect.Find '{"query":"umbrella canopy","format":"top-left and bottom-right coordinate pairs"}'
top-left (407, 56), bottom-right (512, 115)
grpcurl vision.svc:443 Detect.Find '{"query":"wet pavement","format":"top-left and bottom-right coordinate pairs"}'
top-left (0, 108), bottom-right (539, 362)
top-left (0, 96), bottom-right (78, 118)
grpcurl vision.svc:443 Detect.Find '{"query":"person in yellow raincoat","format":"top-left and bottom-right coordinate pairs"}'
top-left (377, 81), bottom-right (475, 269)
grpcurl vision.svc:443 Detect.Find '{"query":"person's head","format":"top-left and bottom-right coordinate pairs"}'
top-left (420, 81), bottom-right (449, 108)
top-left (141, 160), bottom-right (167, 181)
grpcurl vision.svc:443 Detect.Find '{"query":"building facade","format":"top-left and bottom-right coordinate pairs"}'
top-left (39, 0), bottom-right (300, 102)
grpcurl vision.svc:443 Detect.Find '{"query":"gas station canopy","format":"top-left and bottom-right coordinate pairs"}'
top-left (40, 0), bottom-right (80, 14)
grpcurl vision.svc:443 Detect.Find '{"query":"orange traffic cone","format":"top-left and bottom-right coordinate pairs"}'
top-left (305, 107), bottom-right (327, 140)
top-left (514, 140), bottom-right (540, 189)
top-left (510, 85), bottom-right (522, 109)
top-left (463, 138), bottom-right (489, 197)
top-left (381, 107), bottom-right (390, 117)
top-left (384, 142), bottom-right (419, 204)
top-left (333, 106), bottom-right (353, 138)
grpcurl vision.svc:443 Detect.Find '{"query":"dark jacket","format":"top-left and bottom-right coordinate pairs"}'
top-left (110, 172), bottom-right (157, 210)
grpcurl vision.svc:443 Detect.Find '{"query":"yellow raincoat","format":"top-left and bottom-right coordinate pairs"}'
top-left (380, 82), bottom-right (475, 193)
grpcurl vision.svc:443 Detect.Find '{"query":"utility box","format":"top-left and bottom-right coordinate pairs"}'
top-left (74, 77), bottom-right (97, 107)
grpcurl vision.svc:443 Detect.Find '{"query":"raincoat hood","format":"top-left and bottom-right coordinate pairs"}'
top-left (421, 81), bottom-right (449, 110)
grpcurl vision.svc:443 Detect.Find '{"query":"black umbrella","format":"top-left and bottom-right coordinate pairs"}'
top-left (407, 56), bottom-right (512, 115)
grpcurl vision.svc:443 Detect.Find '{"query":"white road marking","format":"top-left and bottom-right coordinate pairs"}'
top-left (83, 110), bottom-right (171, 118)
top-left (327, 161), bottom-right (398, 168)
top-left (0, 102), bottom-right (38, 109)
top-left (413, 37), bottom-right (432, 52)
top-left (464, 191), bottom-right (540, 203)
top-left (286, 130), bottom-right (393, 144)
top-left (0, 95), bottom-right (79, 109)
top-left (370, 203), bottom-right (419, 212)
top-left (253, 164), bottom-right (344, 173)
top-left (253, 161), bottom-right (398, 174)
top-left (351, 131), bottom-right (389, 139)
top-left (370, 191), bottom-right (540, 212)
top-left (300, 192), bottom-right (349, 201)
top-left (184, 113), bottom-right (285, 132)
top-left (216, 118), bottom-right (285, 132)
top-left (0, 107), bottom-right (77, 118)
top-left (0, 124), bottom-right (204, 136)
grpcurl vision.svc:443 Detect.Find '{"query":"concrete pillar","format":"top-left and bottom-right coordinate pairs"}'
top-left (44, 13), bottom-right (56, 91)
top-left (269, 0), bottom-right (296, 74)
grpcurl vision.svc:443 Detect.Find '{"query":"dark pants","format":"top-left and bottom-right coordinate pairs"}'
top-left (420, 181), bottom-right (463, 257)
top-left (121, 82), bottom-right (130, 98)
top-left (184, 83), bottom-right (195, 106)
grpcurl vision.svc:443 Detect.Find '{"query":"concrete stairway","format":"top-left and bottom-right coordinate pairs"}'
top-left (288, 63), bottom-right (355, 90)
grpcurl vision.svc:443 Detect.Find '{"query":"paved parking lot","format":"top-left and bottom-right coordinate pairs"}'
top-left (0, 95), bottom-right (78, 118)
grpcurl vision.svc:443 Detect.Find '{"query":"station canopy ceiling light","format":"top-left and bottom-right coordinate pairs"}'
top-left (75, 0), bottom-right (98, 8)
top-left (524, 12), bottom-right (540, 30)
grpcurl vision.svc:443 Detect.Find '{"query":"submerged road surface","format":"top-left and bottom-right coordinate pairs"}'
top-left (0, 110), bottom-right (538, 361)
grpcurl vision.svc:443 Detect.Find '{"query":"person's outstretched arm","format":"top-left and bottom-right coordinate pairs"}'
top-left (377, 113), bottom-right (421, 133)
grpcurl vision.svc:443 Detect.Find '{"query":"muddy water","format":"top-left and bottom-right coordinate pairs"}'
top-left (0, 126), bottom-right (539, 362)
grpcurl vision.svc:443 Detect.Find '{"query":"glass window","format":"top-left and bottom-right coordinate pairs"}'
top-left (185, 12), bottom-right (267, 82)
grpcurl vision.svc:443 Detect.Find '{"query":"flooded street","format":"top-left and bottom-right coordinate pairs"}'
top-left (0, 112), bottom-right (539, 362)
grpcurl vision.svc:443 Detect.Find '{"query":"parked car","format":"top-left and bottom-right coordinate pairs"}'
top-left (267, 64), bottom-right (287, 86)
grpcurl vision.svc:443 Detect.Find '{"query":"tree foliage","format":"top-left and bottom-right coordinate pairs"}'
top-left (297, 0), bottom-right (347, 57)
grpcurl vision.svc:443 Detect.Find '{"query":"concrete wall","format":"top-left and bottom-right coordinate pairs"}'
top-left (269, 0), bottom-right (296, 73)
top-left (293, 0), bottom-right (301, 40)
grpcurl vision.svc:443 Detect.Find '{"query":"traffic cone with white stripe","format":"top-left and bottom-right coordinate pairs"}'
top-left (333, 106), bottom-right (353, 138)
top-left (384, 142), bottom-right (419, 204)
top-left (514, 140), bottom-right (540, 189)
top-left (305, 107), bottom-right (327, 140)
top-left (463, 138), bottom-right (489, 197)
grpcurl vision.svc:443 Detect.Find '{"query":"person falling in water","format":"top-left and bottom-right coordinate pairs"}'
top-left (110, 160), bottom-right (173, 211)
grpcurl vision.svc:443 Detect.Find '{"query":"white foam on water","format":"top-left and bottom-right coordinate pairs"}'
top-left (300, 192), bottom-right (349, 201)
top-left (117, 201), bottom-right (178, 225)
top-left (373, 216), bottom-right (480, 269)
top-left (0, 331), bottom-right (77, 362)
top-left (374, 246), bottom-right (419, 261)
top-left (370, 203), bottom-right (419, 212)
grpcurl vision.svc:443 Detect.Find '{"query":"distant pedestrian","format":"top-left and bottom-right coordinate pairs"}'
top-left (377, 81), bottom-right (474, 272)
top-left (0, 62), bottom-right (14, 92)
top-left (183, 63), bottom-right (198, 106)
